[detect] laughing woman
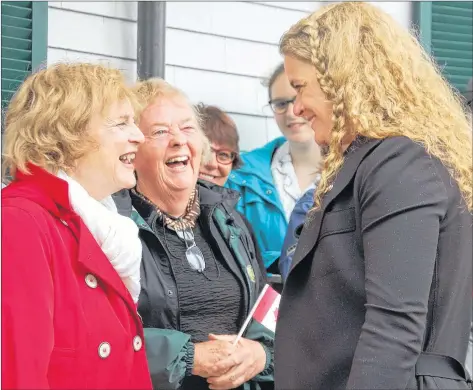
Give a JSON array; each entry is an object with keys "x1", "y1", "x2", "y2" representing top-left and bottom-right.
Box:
[
  {"x1": 113, "y1": 78, "x2": 274, "y2": 390},
  {"x1": 2, "y1": 63, "x2": 151, "y2": 389}
]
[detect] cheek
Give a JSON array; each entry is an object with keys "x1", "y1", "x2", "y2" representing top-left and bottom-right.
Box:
[
  {"x1": 274, "y1": 113, "x2": 286, "y2": 127},
  {"x1": 322, "y1": 104, "x2": 334, "y2": 128},
  {"x1": 135, "y1": 144, "x2": 163, "y2": 171},
  {"x1": 189, "y1": 137, "x2": 204, "y2": 163},
  {"x1": 218, "y1": 164, "x2": 232, "y2": 178}
]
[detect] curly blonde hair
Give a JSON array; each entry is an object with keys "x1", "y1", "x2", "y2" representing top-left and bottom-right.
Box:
[
  {"x1": 2, "y1": 62, "x2": 136, "y2": 180},
  {"x1": 280, "y1": 2, "x2": 473, "y2": 210},
  {"x1": 132, "y1": 78, "x2": 211, "y2": 164}
]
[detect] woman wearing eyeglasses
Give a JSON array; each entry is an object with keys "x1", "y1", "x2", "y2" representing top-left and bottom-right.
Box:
[
  {"x1": 195, "y1": 103, "x2": 243, "y2": 186},
  {"x1": 113, "y1": 79, "x2": 274, "y2": 390},
  {"x1": 196, "y1": 102, "x2": 267, "y2": 285},
  {"x1": 226, "y1": 63, "x2": 322, "y2": 276}
]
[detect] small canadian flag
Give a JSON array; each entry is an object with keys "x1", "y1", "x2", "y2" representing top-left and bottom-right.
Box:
[
  {"x1": 233, "y1": 284, "x2": 281, "y2": 345},
  {"x1": 252, "y1": 284, "x2": 281, "y2": 333}
]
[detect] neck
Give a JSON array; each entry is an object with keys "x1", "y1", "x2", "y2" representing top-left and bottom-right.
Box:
[
  {"x1": 67, "y1": 170, "x2": 108, "y2": 201},
  {"x1": 136, "y1": 180, "x2": 192, "y2": 218},
  {"x1": 288, "y1": 140, "x2": 321, "y2": 171}
]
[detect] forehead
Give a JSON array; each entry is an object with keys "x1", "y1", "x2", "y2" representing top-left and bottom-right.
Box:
[
  {"x1": 271, "y1": 72, "x2": 294, "y2": 98},
  {"x1": 210, "y1": 142, "x2": 233, "y2": 150},
  {"x1": 283, "y1": 55, "x2": 313, "y2": 79},
  {"x1": 105, "y1": 98, "x2": 134, "y2": 118},
  {"x1": 141, "y1": 96, "x2": 195, "y2": 126}
]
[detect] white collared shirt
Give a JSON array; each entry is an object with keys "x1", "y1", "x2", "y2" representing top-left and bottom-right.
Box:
[{"x1": 271, "y1": 142, "x2": 319, "y2": 221}]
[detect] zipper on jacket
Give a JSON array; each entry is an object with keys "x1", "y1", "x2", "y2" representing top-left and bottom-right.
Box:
[
  {"x1": 208, "y1": 204, "x2": 252, "y2": 325},
  {"x1": 142, "y1": 218, "x2": 182, "y2": 331}
]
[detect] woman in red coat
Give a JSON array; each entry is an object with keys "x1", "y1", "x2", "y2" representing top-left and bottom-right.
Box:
[{"x1": 1, "y1": 63, "x2": 152, "y2": 389}]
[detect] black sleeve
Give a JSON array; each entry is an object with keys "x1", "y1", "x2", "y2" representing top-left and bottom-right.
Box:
[
  {"x1": 346, "y1": 137, "x2": 449, "y2": 389},
  {"x1": 239, "y1": 212, "x2": 267, "y2": 287}
]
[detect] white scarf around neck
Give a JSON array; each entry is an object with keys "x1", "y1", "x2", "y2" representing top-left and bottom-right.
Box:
[{"x1": 57, "y1": 171, "x2": 142, "y2": 303}]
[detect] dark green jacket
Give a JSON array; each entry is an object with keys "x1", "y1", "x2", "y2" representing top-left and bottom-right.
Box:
[{"x1": 113, "y1": 181, "x2": 274, "y2": 390}]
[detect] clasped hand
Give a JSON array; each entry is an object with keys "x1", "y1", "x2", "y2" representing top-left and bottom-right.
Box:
[{"x1": 192, "y1": 333, "x2": 266, "y2": 390}]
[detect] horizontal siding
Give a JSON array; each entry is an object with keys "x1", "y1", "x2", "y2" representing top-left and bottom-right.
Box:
[
  {"x1": 254, "y1": 2, "x2": 323, "y2": 12},
  {"x1": 47, "y1": 1, "x2": 316, "y2": 150},
  {"x1": 46, "y1": 1, "x2": 412, "y2": 150},
  {"x1": 229, "y1": 113, "x2": 281, "y2": 152},
  {"x1": 166, "y1": 28, "x2": 281, "y2": 79},
  {"x1": 51, "y1": 1, "x2": 137, "y2": 20},
  {"x1": 48, "y1": 6, "x2": 135, "y2": 60},
  {"x1": 166, "y1": 2, "x2": 308, "y2": 45},
  {"x1": 167, "y1": 65, "x2": 269, "y2": 116},
  {"x1": 47, "y1": 47, "x2": 137, "y2": 81}
]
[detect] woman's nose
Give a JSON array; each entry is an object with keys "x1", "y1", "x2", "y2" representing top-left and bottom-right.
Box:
[
  {"x1": 292, "y1": 97, "x2": 304, "y2": 117},
  {"x1": 285, "y1": 101, "x2": 297, "y2": 119},
  {"x1": 130, "y1": 124, "x2": 145, "y2": 144},
  {"x1": 205, "y1": 152, "x2": 218, "y2": 168},
  {"x1": 170, "y1": 127, "x2": 187, "y2": 146}
]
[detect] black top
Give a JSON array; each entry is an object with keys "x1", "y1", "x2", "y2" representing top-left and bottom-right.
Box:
[
  {"x1": 135, "y1": 196, "x2": 244, "y2": 390},
  {"x1": 153, "y1": 219, "x2": 244, "y2": 344},
  {"x1": 275, "y1": 137, "x2": 472, "y2": 390},
  {"x1": 113, "y1": 183, "x2": 271, "y2": 390}
]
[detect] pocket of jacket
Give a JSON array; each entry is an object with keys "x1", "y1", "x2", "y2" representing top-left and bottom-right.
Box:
[
  {"x1": 319, "y1": 208, "x2": 356, "y2": 240},
  {"x1": 48, "y1": 348, "x2": 84, "y2": 388},
  {"x1": 313, "y1": 208, "x2": 358, "y2": 279}
]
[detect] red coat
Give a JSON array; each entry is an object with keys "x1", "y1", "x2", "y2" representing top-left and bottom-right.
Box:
[{"x1": 1, "y1": 165, "x2": 153, "y2": 389}]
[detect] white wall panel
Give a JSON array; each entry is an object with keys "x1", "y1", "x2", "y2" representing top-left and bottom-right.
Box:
[
  {"x1": 47, "y1": 1, "x2": 413, "y2": 150},
  {"x1": 48, "y1": 48, "x2": 137, "y2": 82},
  {"x1": 166, "y1": 2, "x2": 308, "y2": 45},
  {"x1": 48, "y1": 7, "x2": 136, "y2": 60},
  {"x1": 49, "y1": 2, "x2": 137, "y2": 20}
]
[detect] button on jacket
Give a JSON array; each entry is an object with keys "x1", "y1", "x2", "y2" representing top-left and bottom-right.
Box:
[{"x1": 1, "y1": 165, "x2": 152, "y2": 390}]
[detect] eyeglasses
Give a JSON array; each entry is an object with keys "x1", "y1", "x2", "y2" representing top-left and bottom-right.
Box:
[
  {"x1": 210, "y1": 147, "x2": 236, "y2": 165},
  {"x1": 269, "y1": 96, "x2": 296, "y2": 114},
  {"x1": 176, "y1": 227, "x2": 206, "y2": 272}
]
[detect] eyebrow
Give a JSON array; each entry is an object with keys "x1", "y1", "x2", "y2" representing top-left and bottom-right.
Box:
[
  {"x1": 108, "y1": 114, "x2": 133, "y2": 123},
  {"x1": 180, "y1": 117, "x2": 195, "y2": 125},
  {"x1": 150, "y1": 118, "x2": 195, "y2": 127},
  {"x1": 150, "y1": 122, "x2": 170, "y2": 127}
]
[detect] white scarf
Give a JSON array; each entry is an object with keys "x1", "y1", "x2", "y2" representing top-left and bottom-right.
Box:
[{"x1": 57, "y1": 171, "x2": 142, "y2": 303}]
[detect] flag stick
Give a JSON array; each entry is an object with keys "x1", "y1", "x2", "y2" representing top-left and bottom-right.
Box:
[{"x1": 232, "y1": 284, "x2": 270, "y2": 346}]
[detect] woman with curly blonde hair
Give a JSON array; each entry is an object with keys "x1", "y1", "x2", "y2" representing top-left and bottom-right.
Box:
[
  {"x1": 2, "y1": 63, "x2": 152, "y2": 389},
  {"x1": 274, "y1": 3, "x2": 472, "y2": 390}
]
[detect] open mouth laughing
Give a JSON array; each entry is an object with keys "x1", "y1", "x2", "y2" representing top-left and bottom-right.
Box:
[
  {"x1": 199, "y1": 172, "x2": 216, "y2": 181},
  {"x1": 119, "y1": 152, "x2": 136, "y2": 167},
  {"x1": 165, "y1": 155, "x2": 190, "y2": 171}
]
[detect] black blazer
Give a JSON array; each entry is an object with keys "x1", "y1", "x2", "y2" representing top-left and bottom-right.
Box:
[{"x1": 274, "y1": 137, "x2": 472, "y2": 390}]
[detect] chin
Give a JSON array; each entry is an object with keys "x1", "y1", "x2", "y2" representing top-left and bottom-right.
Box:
[
  {"x1": 213, "y1": 177, "x2": 226, "y2": 186},
  {"x1": 285, "y1": 130, "x2": 313, "y2": 143},
  {"x1": 169, "y1": 179, "x2": 197, "y2": 192},
  {"x1": 314, "y1": 135, "x2": 328, "y2": 148},
  {"x1": 118, "y1": 175, "x2": 137, "y2": 190}
]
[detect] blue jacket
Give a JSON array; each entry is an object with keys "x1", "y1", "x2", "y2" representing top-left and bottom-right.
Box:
[
  {"x1": 279, "y1": 187, "x2": 315, "y2": 281},
  {"x1": 226, "y1": 137, "x2": 287, "y2": 269}
]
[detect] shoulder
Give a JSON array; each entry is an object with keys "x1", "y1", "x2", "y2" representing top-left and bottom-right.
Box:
[
  {"x1": 355, "y1": 136, "x2": 448, "y2": 215},
  {"x1": 228, "y1": 137, "x2": 286, "y2": 181},
  {"x1": 3, "y1": 190, "x2": 52, "y2": 227},
  {"x1": 357, "y1": 136, "x2": 444, "y2": 184},
  {"x1": 361, "y1": 136, "x2": 429, "y2": 167}
]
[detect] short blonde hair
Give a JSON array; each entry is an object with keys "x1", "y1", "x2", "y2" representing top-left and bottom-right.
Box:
[
  {"x1": 280, "y1": 2, "x2": 472, "y2": 210},
  {"x1": 2, "y1": 62, "x2": 136, "y2": 179},
  {"x1": 132, "y1": 78, "x2": 211, "y2": 163}
]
